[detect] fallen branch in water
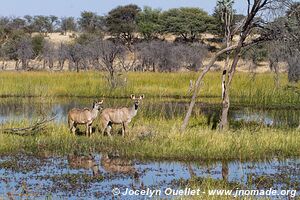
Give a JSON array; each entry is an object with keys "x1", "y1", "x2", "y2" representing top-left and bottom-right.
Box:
[{"x1": 1, "y1": 116, "x2": 56, "y2": 136}]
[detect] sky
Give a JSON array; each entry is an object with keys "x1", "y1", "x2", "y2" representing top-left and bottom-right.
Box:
[{"x1": 0, "y1": 0, "x2": 248, "y2": 18}]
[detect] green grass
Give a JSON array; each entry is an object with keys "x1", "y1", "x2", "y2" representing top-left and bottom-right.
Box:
[
  {"x1": 0, "y1": 71, "x2": 299, "y2": 160},
  {"x1": 0, "y1": 119, "x2": 299, "y2": 161},
  {"x1": 0, "y1": 71, "x2": 299, "y2": 106}
]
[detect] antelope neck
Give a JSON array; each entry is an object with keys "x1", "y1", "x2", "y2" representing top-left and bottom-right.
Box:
[
  {"x1": 91, "y1": 108, "x2": 99, "y2": 118},
  {"x1": 134, "y1": 103, "x2": 138, "y2": 110}
]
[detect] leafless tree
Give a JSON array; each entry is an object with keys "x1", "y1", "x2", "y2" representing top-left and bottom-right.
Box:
[
  {"x1": 42, "y1": 41, "x2": 57, "y2": 70},
  {"x1": 117, "y1": 49, "x2": 138, "y2": 72},
  {"x1": 218, "y1": 0, "x2": 288, "y2": 130},
  {"x1": 181, "y1": 0, "x2": 287, "y2": 132},
  {"x1": 85, "y1": 38, "x2": 107, "y2": 70},
  {"x1": 66, "y1": 43, "x2": 85, "y2": 72},
  {"x1": 16, "y1": 36, "x2": 34, "y2": 70},
  {"x1": 138, "y1": 41, "x2": 177, "y2": 72},
  {"x1": 268, "y1": 41, "x2": 282, "y2": 87},
  {"x1": 172, "y1": 43, "x2": 208, "y2": 71},
  {"x1": 57, "y1": 43, "x2": 69, "y2": 70},
  {"x1": 136, "y1": 41, "x2": 208, "y2": 72},
  {"x1": 216, "y1": 0, "x2": 235, "y2": 71},
  {"x1": 96, "y1": 40, "x2": 125, "y2": 88},
  {"x1": 0, "y1": 47, "x2": 6, "y2": 70}
]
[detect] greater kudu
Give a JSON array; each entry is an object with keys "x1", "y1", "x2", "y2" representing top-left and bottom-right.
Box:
[
  {"x1": 68, "y1": 100, "x2": 103, "y2": 137},
  {"x1": 99, "y1": 95, "x2": 144, "y2": 137}
]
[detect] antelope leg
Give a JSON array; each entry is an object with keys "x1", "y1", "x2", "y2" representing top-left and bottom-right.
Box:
[
  {"x1": 106, "y1": 123, "x2": 112, "y2": 138},
  {"x1": 86, "y1": 123, "x2": 89, "y2": 137},
  {"x1": 89, "y1": 125, "x2": 92, "y2": 137},
  {"x1": 122, "y1": 123, "x2": 125, "y2": 137},
  {"x1": 71, "y1": 123, "x2": 77, "y2": 135}
]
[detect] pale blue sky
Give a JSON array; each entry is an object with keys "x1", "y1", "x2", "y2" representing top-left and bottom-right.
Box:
[{"x1": 0, "y1": 0, "x2": 248, "y2": 17}]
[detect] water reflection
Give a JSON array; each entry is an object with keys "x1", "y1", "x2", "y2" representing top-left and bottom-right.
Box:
[
  {"x1": 67, "y1": 153, "x2": 100, "y2": 176},
  {"x1": 0, "y1": 154, "x2": 298, "y2": 199},
  {"x1": 0, "y1": 97, "x2": 299, "y2": 128},
  {"x1": 101, "y1": 153, "x2": 137, "y2": 176}
]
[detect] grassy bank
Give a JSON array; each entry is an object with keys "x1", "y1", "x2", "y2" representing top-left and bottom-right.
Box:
[
  {"x1": 0, "y1": 71, "x2": 299, "y2": 106},
  {"x1": 0, "y1": 119, "x2": 299, "y2": 161}
]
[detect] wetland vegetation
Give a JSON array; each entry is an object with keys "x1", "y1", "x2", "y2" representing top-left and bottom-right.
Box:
[
  {"x1": 0, "y1": 72, "x2": 299, "y2": 160},
  {"x1": 0, "y1": 71, "x2": 299, "y2": 200},
  {"x1": 0, "y1": 71, "x2": 299, "y2": 106},
  {"x1": 0, "y1": 0, "x2": 300, "y2": 198}
]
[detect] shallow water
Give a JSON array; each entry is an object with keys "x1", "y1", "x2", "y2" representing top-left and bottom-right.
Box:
[
  {"x1": 0, "y1": 154, "x2": 298, "y2": 199},
  {"x1": 0, "y1": 97, "x2": 299, "y2": 128},
  {"x1": 0, "y1": 97, "x2": 299, "y2": 199}
]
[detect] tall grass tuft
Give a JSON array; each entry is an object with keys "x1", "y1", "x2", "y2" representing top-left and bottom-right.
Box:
[{"x1": 0, "y1": 71, "x2": 299, "y2": 106}]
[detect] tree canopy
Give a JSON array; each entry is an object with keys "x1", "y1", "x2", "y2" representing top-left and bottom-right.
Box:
[
  {"x1": 106, "y1": 4, "x2": 141, "y2": 44},
  {"x1": 136, "y1": 7, "x2": 161, "y2": 40},
  {"x1": 160, "y1": 7, "x2": 215, "y2": 41}
]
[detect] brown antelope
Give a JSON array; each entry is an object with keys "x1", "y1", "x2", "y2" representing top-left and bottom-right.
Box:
[
  {"x1": 99, "y1": 94, "x2": 144, "y2": 137},
  {"x1": 68, "y1": 100, "x2": 103, "y2": 137}
]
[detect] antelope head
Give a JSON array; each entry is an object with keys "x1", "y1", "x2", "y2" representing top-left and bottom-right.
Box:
[
  {"x1": 130, "y1": 94, "x2": 144, "y2": 107},
  {"x1": 93, "y1": 100, "x2": 104, "y2": 111}
]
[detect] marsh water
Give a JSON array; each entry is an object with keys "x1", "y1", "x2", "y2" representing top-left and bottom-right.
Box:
[
  {"x1": 0, "y1": 154, "x2": 299, "y2": 199},
  {"x1": 0, "y1": 97, "x2": 299, "y2": 199},
  {"x1": 0, "y1": 97, "x2": 299, "y2": 127}
]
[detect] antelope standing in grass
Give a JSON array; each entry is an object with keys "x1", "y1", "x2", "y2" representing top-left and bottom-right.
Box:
[
  {"x1": 68, "y1": 100, "x2": 103, "y2": 137},
  {"x1": 99, "y1": 94, "x2": 144, "y2": 137}
]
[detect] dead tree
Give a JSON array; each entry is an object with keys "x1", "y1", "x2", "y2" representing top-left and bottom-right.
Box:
[
  {"x1": 181, "y1": 44, "x2": 240, "y2": 132},
  {"x1": 16, "y1": 37, "x2": 33, "y2": 70},
  {"x1": 217, "y1": 0, "x2": 235, "y2": 71},
  {"x1": 57, "y1": 43, "x2": 68, "y2": 70},
  {"x1": 42, "y1": 41, "x2": 56, "y2": 70},
  {"x1": 219, "y1": 0, "x2": 283, "y2": 130},
  {"x1": 181, "y1": 0, "x2": 284, "y2": 132},
  {"x1": 97, "y1": 40, "x2": 125, "y2": 88}
]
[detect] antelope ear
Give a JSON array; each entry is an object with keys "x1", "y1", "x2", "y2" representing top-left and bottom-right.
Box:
[
  {"x1": 140, "y1": 94, "x2": 144, "y2": 99},
  {"x1": 130, "y1": 94, "x2": 135, "y2": 99},
  {"x1": 99, "y1": 100, "x2": 103, "y2": 104}
]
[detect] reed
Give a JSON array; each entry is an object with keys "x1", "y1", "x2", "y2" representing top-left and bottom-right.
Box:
[{"x1": 0, "y1": 71, "x2": 299, "y2": 106}]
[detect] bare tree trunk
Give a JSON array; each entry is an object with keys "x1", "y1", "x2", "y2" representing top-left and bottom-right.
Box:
[
  {"x1": 219, "y1": 38, "x2": 244, "y2": 129},
  {"x1": 270, "y1": 58, "x2": 280, "y2": 88},
  {"x1": 218, "y1": 0, "x2": 269, "y2": 130},
  {"x1": 223, "y1": 8, "x2": 232, "y2": 72},
  {"x1": 68, "y1": 61, "x2": 73, "y2": 71},
  {"x1": 0, "y1": 59, "x2": 4, "y2": 70},
  {"x1": 43, "y1": 59, "x2": 46, "y2": 69},
  {"x1": 218, "y1": 3, "x2": 233, "y2": 130},
  {"x1": 49, "y1": 60, "x2": 54, "y2": 70},
  {"x1": 15, "y1": 60, "x2": 19, "y2": 70},
  {"x1": 180, "y1": 44, "x2": 239, "y2": 132},
  {"x1": 59, "y1": 60, "x2": 65, "y2": 71},
  {"x1": 109, "y1": 70, "x2": 116, "y2": 88},
  {"x1": 181, "y1": 0, "x2": 270, "y2": 132},
  {"x1": 76, "y1": 61, "x2": 79, "y2": 73},
  {"x1": 220, "y1": 89, "x2": 230, "y2": 130},
  {"x1": 21, "y1": 59, "x2": 27, "y2": 70}
]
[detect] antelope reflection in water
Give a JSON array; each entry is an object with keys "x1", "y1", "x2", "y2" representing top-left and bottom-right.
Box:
[
  {"x1": 67, "y1": 154, "x2": 100, "y2": 176},
  {"x1": 187, "y1": 161, "x2": 229, "y2": 182},
  {"x1": 100, "y1": 153, "x2": 138, "y2": 178}
]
